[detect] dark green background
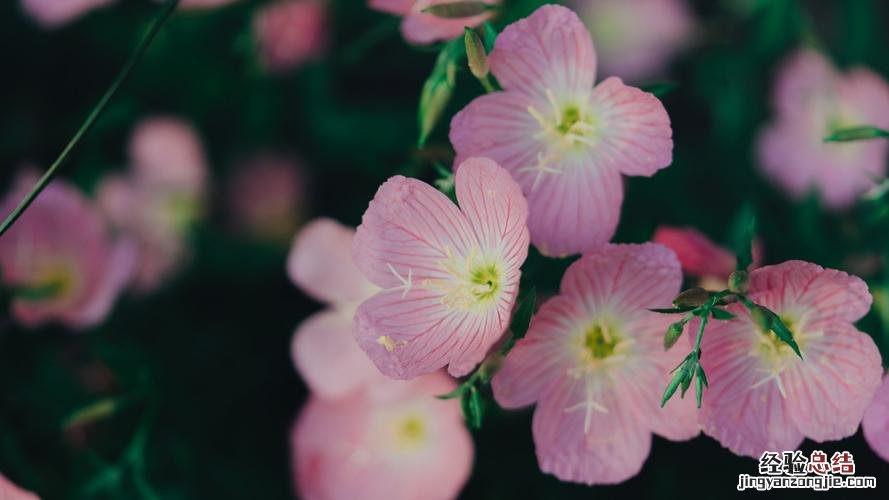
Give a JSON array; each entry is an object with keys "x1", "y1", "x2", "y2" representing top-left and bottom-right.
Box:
[{"x1": 1, "y1": 0, "x2": 888, "y2": 498}]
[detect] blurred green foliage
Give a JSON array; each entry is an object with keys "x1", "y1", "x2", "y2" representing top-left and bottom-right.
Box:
[{"x1": 2, "y1": 0, "x2": 889, "y2": 499}]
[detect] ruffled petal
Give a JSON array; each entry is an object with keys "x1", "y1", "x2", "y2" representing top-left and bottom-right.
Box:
[
  {"x1": 353, "y1": 176, "x2": 477, "y2": 289},
  {"x1": 749, "y1": 261, "x2": 872, "y2": 324},
  {"x1": 488, "y1": 4, "x2": 596, "y2": 99},
  {"x1": 587, "y1": 77, "x2": 673, "y2": 177},
  {"x1": 782, "y1": 321, "x2": 882, "y2": 442}
]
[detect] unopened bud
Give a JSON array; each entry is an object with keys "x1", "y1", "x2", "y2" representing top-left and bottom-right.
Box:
[
  {"x1": 673, "y1": 287, "x2": 710, "y2": 307},
  {"x1": 728, "y1": 270, "x2": 749, "y2": 293},
  {"x1": 663, "y1": 322, "x2": 685, "y2": 350},
  {"x1": 423, "y1": 1, "x2": 490, "y2": 18},
  {"x1": 464, "y1": 28, "x2": 489, "y2": 80}
]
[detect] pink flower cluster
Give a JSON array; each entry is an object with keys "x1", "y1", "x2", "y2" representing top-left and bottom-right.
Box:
[
  {"x1": 758, "y1": 49, "x2": 889, "y2": 209},
  {"x1": 98, "y1": 117, "x2": 208, "y2": 293},
  {"x1": 287, "y1": 218, "x2": 473, "y2": 499}
]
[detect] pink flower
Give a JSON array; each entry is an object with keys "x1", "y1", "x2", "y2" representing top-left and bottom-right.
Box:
[
  {"x1": 368, "y1": 0, "x2": 499, "y2": 45},
  {"x1": 0, "y1": 473, "x2": 38, "y2": 500},
  {"x1": 863, "y1": 374, "x2": 889, "y2": 462},
  {"x1": 97, "y1": 117, "x2": 207, "y2": 293},
  {"x1": 353, "y1": 157, "x2": 529, "y2": 379},
  {"x1": 253, "y1": 0, "x2": 328, "y2": 73},
  {"x1": 568, "y1": 0, "x2": 695, "y2": 81},
  {"x1": 0, "y1": 176, "x2": 134, "y2": 329},
  {"x1": 652, "y1": 225, "x2": 763, "y2": 288},
  {"x1": 21, "y1": 0, "x2": 114, "y2": 28},
  {"x1": 757, "y1": 49, "x2": 889, "y2": 210},
  {"x1": 492, "y1": 243, "x2": 699, "y2": 485},
  {"x1": 291, "y1": 372, "x2": 473, "y2": 500},
  {"x1": 288, "y1": 218, "x2": 382, "y2": 399},
  {"x1": 697, "y1": 261, "x2": 882, "y2": 457},
  {"x1": 450, "y1": 5, "x2": 673, "y2": 256},
  {"x1": 228, "y1": 154, "x2": 307, "y2": 244}
]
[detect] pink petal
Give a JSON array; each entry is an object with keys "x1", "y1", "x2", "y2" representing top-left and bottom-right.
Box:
[
  {"x1": 454, "y1": 157, "x2": 529, "y2": 282},
  {"x1": 492, "y1": 295, "x2": 587, "y2": 409},
  {"x1": 352, "y1": 176, "x2": 476, "y2": 290},
  {"x1": 781, "y1": 321, "x2": 882, "y2": 442},
  {"x1": 60, "y1": 238, "x2": 136, "y2": 328},
  {"x1": 253, "y1": 0, "x2": 328, "y2": 73},
  {"x1": 532, "y1": 375, "x2": 652, "y2": 485},
  {"x1": 652, "y1": 226, "x2": 736, "y2": 279},
  {"x1": 0, "y1": 473, "x2": 38, "y2": 500},
  {"x1": 525, "y1": 155, "x2": 624, "y2": 256},
  {"x1": 698, "y1": 316, "x2": 804, "y2": 458},
  {"x1": 771, "y1": 49, "x2": 838, "y2": 119},
  {"x1": 367, "y1": 0, "x2": 413, "y2": 16},
  {"x1": 748, "y1": 260, "x2": 872, "y2": 324},
  {"x1": 21, "y1": 0, "x2": 114, "y2": 28},
  {"x1": 488, "y1": 4, "x2": 596, "y2": 99},
  {"x1": 353, "y1": 287, "x2": 491, "y2": 379},
  {"x1": 863, "y1": 375, "x2": 889, "y2": 462},
  {"x1": 287, "y1": 218, "x2": 377, "y2": 306},
  {"x1": 292, "y1": 373, "x2": 473, "y2": 500},
  {"x1": 587, "y1": 77, "x2": 673, "y2": 177},
  {"x1": 291, "y1": 309, "x2": 384, "y2": 399}
]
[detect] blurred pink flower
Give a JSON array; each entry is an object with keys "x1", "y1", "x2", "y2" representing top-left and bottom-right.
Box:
[
  {"x1": 0, "y1": 176, "x2": 134, "y2": 329},
  {"x1": 757, "y1": 49, "x2": 889, "y2": 209},
  {"x1": 353, "y1": 157, "x2": 529, "y2": 379},
  {"x1": 450, "y1": 5, "x2": 673, "y2": 256},
  {"x1": 98, "y1": 117, "x2": 207, "y2": 293},
  {"x1": 0, "y1": 473, "x2": 38, "y2": 500},
  {"x1": 652, "y1": 225, "x2": 763, "y2": 288},
  {"x1": 228, "y1": 154, "x2": 307, "y2": 244},
  {"x1": 568, "y1": 0, "x2": 695, "y2": 82},
  {"x1": 292, "y1": 372, "x2": 473, "y2": 500},
  {"x1": 492, "y1": 243, "x2": 699, "y2": 485},
  {"x1": 253, "y1": 0, "x2": 328, "y2": 73},
  {"x1": 369, "y1": 0, "x2": 499, "y2": 45},
  {"x1": 288, "y1": 218, "x2": 382, "y2": 399},
  {"x1": 21, "y1": 0, "x2": 114, "y2": 28},
  {"x1": 698, "y1": 261, "x2": 882, "y2": 458},
  {"x1": 863, "y1": 374, "x2": 889, "y2": 462}
]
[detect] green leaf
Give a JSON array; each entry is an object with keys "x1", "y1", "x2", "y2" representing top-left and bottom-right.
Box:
[
  {"x1": 417, "y1": 38, "x2": 464, "y2": 147},
  {"x1": 482, "y1": 21, "x2": 498, "y2": 52},
  {"x1": 649, "y1": 305, "x2": 697, "y2": 314},
  {"x1": 824, "y1": 125, "x2": 889, "y2": 142},
  {"x1": 710, "y1": 307, "x2": 736, "y2": 320},
  {"x1": 768, "y1": 313, "x2": 803, "y2": 359},
  {"x1": 461, "y1": 386, "x2": 483, "y2": 429},
  {"x1": 732, "y1": 206, "x2": 756, "y2": 271},
  {"x1": 436, "y1": 386, "x2": 464, "y2": 400},
  {"x1": 661, "y1": 367, "x2": 686, "y2": 407},
  {"x1": 695, "y1": 365, "x2": 707, "y2": 408},
  {"x1": 640, "y1": 81, "x2": 678, "y2": 98},
  {"x1": 680, "y1": 366, "x2": 693, "y2": 398},
  {"x1": 510, "y1": 287, "x2": 536, "y2": 340},
  {"x1": 423, "y1": 1, "x2": 492, "y2": 18}
]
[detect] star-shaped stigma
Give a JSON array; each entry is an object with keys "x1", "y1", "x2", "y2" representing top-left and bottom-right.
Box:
[{"x1": 518, "y1": 151, "x2": 562, "y2": 191}]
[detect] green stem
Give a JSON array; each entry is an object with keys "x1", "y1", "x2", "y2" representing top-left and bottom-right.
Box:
[
  {"x1": 0, "y1": 0, "x2": 181, "y2": 237},
  {"x1": 479, "y1": 75, "x2": 496, "y2": 93}
]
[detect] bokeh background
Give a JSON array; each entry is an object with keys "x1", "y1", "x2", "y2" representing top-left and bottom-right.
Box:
[{"x1": 2, "y1": 0, "x2": 889, "y2": 498}]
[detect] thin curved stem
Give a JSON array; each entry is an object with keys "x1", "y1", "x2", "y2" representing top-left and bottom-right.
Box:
[{"x1": 0, "y1": 0, "x2": 182, "y2": 237}]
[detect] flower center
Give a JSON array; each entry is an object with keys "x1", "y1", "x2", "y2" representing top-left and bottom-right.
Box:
[
  {"x1": 434, "y1": 246, "x2": 502, "y2": 310},
  {"x1": 389, "y1": 413, "x2": 428, "y2": 453},
  {"x1": 527, "y1": 89, "x2": 599, "y2": 150},
  {"x1": 19, "y1": 263, "x2": 78, "y2": 302},
  {"x1": 584, "y1": 323, "x2": 618, "y2": 359}
]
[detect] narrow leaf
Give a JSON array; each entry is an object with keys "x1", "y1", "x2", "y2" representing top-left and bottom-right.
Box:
[
  {"x1": 462, "y1": 386, "x2": 483, "y2": 429},
  {"x1": 417, "y1": 38, "x2": 464, "y2": 147},
  {"x1": 824, "y1": 125, "x2": 889, "y2": 142},
  {"x1": 649, "y1": 306, "x2": 697, "y2": 314},
  {"x1": 710, "y1": 307, "x2": 736, "y2": 320},
  {"x1": 768, "y1": 313, "x2": 803, "y2": 359},
  {"x1": 695, "y1": 365, "x2": 706, "y2": 408},
  {"x1": 661, "y1": 367, "x2": 687, "y2": 407},
  {"x1": 436, "y1": 386, "x2": 464, "y2": 400}
]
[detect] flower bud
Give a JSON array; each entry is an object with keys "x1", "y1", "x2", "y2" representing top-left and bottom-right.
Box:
[
  {"x1": 464, "y1": 28, "x2": 489, "y2": 80},
  {"x1": 663, "y1": 321, "x2": 685, "y2": 350},
  {"x1": 423, "y1": 1, "x2": 490, "y2": 18},
  {"x1": 728, "y1": 270, "x2": 749, "y2": 293},
  {"x1": 673, "y1": 287, "x2": 710, "y2": 307}
]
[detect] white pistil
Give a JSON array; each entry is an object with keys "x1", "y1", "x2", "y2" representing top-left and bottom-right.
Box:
[{"x1": 386, "y1": 263, "x2": 413, "y2": 298}]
